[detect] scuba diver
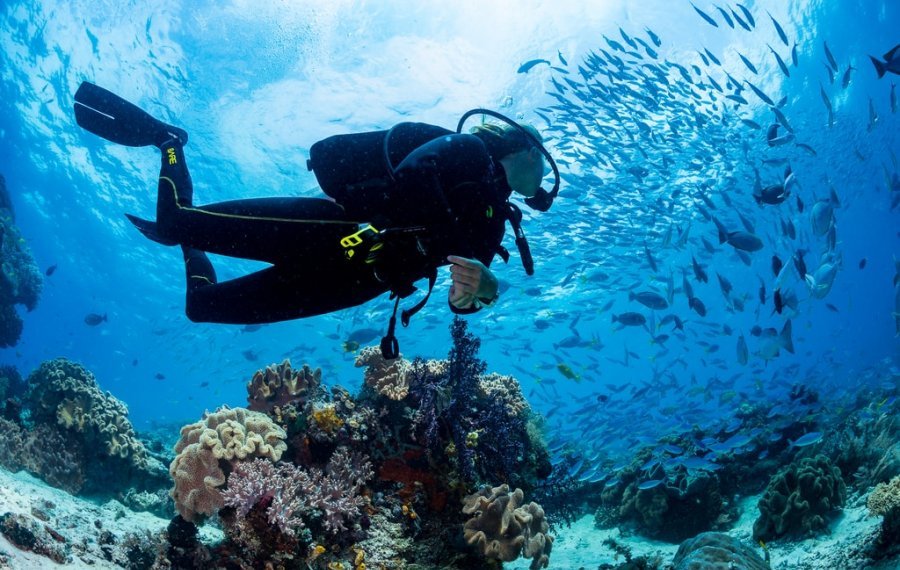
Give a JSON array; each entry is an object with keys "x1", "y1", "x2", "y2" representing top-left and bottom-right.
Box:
[{"x1": 73, "y1": 82, "x2": 560, "y2": 358}]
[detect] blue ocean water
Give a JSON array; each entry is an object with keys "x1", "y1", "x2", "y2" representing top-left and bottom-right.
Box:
[{"x1": 0, "y1": 0, "x2": 897, "y2": 478}]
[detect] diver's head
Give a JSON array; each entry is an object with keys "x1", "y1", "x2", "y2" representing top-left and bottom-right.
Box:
[{"x1": 470, "y1": 122, "x2": 545, "y2": 198}]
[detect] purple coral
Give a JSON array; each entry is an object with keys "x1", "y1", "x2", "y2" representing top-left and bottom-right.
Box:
[{"x1": 222, "y1": 447, "x2": 373, "y2": 537}]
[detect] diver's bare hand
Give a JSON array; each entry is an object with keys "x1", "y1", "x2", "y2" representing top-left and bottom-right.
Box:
[{"x1": 447, "y1": 255, "x2": 497, "y2": 308}]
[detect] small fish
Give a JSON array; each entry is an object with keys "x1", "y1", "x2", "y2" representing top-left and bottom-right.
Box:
[
  {"x1": 868, "y1": 44, "x2": 900, "y2": 78},
  {"x1": 240, "y1": 324, "x2": 263, "y2": 333},
  {"x1": 736, "y1": 3, "x2": 755, "y2": 28},
  {"x1": 704, "y1": 47, "x2": 721, "y2": 66},
  {"x1": 825, "y1": 303, "x2": 840, "y2": 312},
  {"x1": 612, "y1": 312, "x2": 647, "y2": 327},
  {"x1": 790, "y1": 431, "x2": 824, "y2": 448},
  {"x1": 84, "y1": 313, "x2": 107, "y2": 326},
  {"x1": 689, "y1": 296, "x2": 707, "y2": 317},
  {"x1": 199, "y1": 381, "x2": 210, "y2": 388},
  {"x1": 714, "y1": 5, "x2": 734, "y2": 28},
  {"x1": 767, "y1": 10, "x2": 789, "y2": 47},
  {"x1": 859, "y1": 258, "x2": 867, "y2": 269},
  {"x1": 690, "y1": 2, "x2": 719, "y2": 27},
  {"x1": 557, "y1": 363, "x2": 581, "y2": 382},
  {"x1": 131, "y1": 359, "x2": 138, "y2": 366},
  {"x1": 791, "y1": 43, "x2": 799, "y2": 67},
  {"x1": 343, "y1": 340, "x2": 360, "y2": 353},
  {"x1": 841, "y1": 64, "x2": 855, "y2": 89},
  {"x1": 769, "y1": 45, "x2": 790, "y2": 77},
  {"x1": 737, "y1": 334, "x2": 749, "y2": 365},
  {"x1": 824, "y1": 41, "x2": 839, "y2": 72},
  {"x1": 691, "y1": 256, "x2": 708, "y2": 283},
  {"x1": 891, "y1": 82, "x2": 897, "y2": 113},
  {"x1": 241, "y1": 349, "x2": 259, "y2": 362},
  {"x1": 745, "y1": 80, "x2": 775, "y2": 106},
  {"x1": 771, "y1": 107, "x2": 794, "y2": 133},
  {"x1": 557, "y1": 50, "x2": 568, "y2": 66},
  {"x1": 155, "y1": 373, "x2": 166, "y2": 381},
  {"x1": 772, "y1": 255, "x2": 784, "y2": 277},
  {"x1": 645, "y1": 27, "x2": 662, "y2": 48},
  {"x1": 819, "y1": 83, "x2": 833, "y2": 112},
  {"x1": 738, "y1": 52, "x2": 758, "y2": 74},
  {"x1": 638, "y1": 479, "x2": 664, "y2": 490},
  {"x1": 45, "y1": 264, "x2": 58, "y2": 276},
  {"x1": 629, "y1": 290, "x2": 669, "y2": 310},
  {"x1": 741, "y1": 118, "x2": 762, "y2": 130},
  {"x1": 524, "y1": 287, "x2": 542, "y2": 297},
  {"x1": 517, "y1": 59, "x2": 551, "y2": 74},
  {"x1": 725, "y1": 231, "x2": 763, "y2": 252},
  {"x1": 867, "y1": 97, "x2": 879, "y2": 132},
  {"x1": 730, "y1": 7, "x2": 751, "y2": 31},
  {"x1": 347, "y1": 327, "x2": 381, "y2": 344}
]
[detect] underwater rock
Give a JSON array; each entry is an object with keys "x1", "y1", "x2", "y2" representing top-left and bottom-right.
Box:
[
  {"x1": 672, "y1": 532, "x2": 769, "y2": 570},
  {"x1": 0, "y1": 512, "x2": 70, "y2": 565},
  {"x1": 753, "y1": 453, "x2": 846, "y2": 542}
]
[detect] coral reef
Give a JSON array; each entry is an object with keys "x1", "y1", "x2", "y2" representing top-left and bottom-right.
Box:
[
  {"x1": 672, "y1": 532, "x2": 769, "y2": 570},
  {"x1": 247, "y1": 359, "x2": 323, "y2": 416},
  {"x1": 356, "y1": 345, "x2": 412, "y2": 401},
  {"x1": 169, "y1": 405, "x2": 287, "y2": 522},
  {"x1": 21, "y1": 358, "x2": 166, "y2": 494},
  {"x1": 868, "y1": 476, "x2": 900, "y2": 547},
  {"x1": 753, "y1": 454, "x2": 846, "y2": 542},
  {"x1": 0, "y1": 173, "x2": 42, "y2": 348},
  {"x1": 222, "y1": 447, "x2": 373, "y2": 537},
  {"x1": 461, "y1": 483, "x2": 553, "y2": 570},
  {"x1": 154, "y1": 317, "x2": 554, "y2": 569},
  {"x1": 595, "y1": 454, "x2": 726, "y2": 542}
]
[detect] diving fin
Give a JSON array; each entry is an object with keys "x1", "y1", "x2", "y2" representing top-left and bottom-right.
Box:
[
  {"x1": 125, "y1": 213, "x2": 179, "y2": 246},
  {"x1": 74, "y1": 82, "x2": 188, "y2": 147}
]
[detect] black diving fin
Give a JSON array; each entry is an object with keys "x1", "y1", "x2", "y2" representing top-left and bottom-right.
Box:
[
  {"x1": 74, "y1": 82, "x2": 187, "y2": 147},
  {"x1": 125, "y1": 213, "x2": 179, "y2": 246}
]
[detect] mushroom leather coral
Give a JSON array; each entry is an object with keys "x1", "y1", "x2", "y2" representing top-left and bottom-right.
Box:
[
  {"x1": 461, "y1": 484, "x2": 552, "y2": 570},
  {"x1": 170, "y1": 406, "x2": 287, "y2": 521}
]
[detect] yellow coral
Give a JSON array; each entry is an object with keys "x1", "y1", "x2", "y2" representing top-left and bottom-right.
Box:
[
  {"x1": 868, "y1": 476, "x2": 900, "y2": 516},
  {"x1": 311, "y1": 404, "x2": 344, "y2": 434}
]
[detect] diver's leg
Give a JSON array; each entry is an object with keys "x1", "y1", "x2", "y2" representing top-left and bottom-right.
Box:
[
  {"x1": 181, "y1": 257, "x2": 387, "y2": 324},
  {"x1": 153, "y1": 145, "x2": 357, "y2": 264}
]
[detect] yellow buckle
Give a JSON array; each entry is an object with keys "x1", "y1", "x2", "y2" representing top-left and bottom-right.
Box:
[{"x1": 341, "y1": 225, "x2": 379, "y2": 248}]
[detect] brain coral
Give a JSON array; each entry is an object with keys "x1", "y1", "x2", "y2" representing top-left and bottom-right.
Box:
[
  {"x1": 672, "y1": 532, "x2": 769, "y2": 570},
  {"x1": 753, "y1": 454, "x2": 846, "y2": 542},
  {"x1": 462, "y1": 484, "x2": 553, "y2": 570},
  {"x1": 170, "y1": 406, "x2": 287, "y2": 522}
]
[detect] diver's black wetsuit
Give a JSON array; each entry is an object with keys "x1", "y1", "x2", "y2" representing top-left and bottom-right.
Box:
[{"x1": 154, "y1": 123, "x2": 511, "y2": 324}]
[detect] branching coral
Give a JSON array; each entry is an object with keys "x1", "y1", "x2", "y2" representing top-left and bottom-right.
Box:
[
  {"x1": 753, "y1": 454, "x2": 846, "y2": 541},
  {"x1": 222, "y1": 447, "x2": 373, "y2": 536},
  {"x1": 170, "y1": 406, "x2": 287, "y2": 522},
  {"x1": 247, "y1": 359, "x2": 322, "y2": 415},
  {"x1": 462, "y1": 484, "x2": 553, "y2": 570},
  {"x1": 356, "y1": 346, "x2": 412, "y2": 401}
]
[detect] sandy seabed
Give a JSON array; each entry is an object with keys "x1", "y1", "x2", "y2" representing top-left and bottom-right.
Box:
[{"x1": 0, "y1": 466, "x2": 897, "y2": 569}]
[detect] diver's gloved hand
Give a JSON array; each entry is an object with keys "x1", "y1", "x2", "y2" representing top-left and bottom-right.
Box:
[{"x1": 448, "y1": 255, "x2": 498, "y2": 309}]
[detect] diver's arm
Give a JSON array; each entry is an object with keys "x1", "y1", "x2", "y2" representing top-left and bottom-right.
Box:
[{"x1": 448, "y1": 255, "x2": 499, "y2": 313}]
